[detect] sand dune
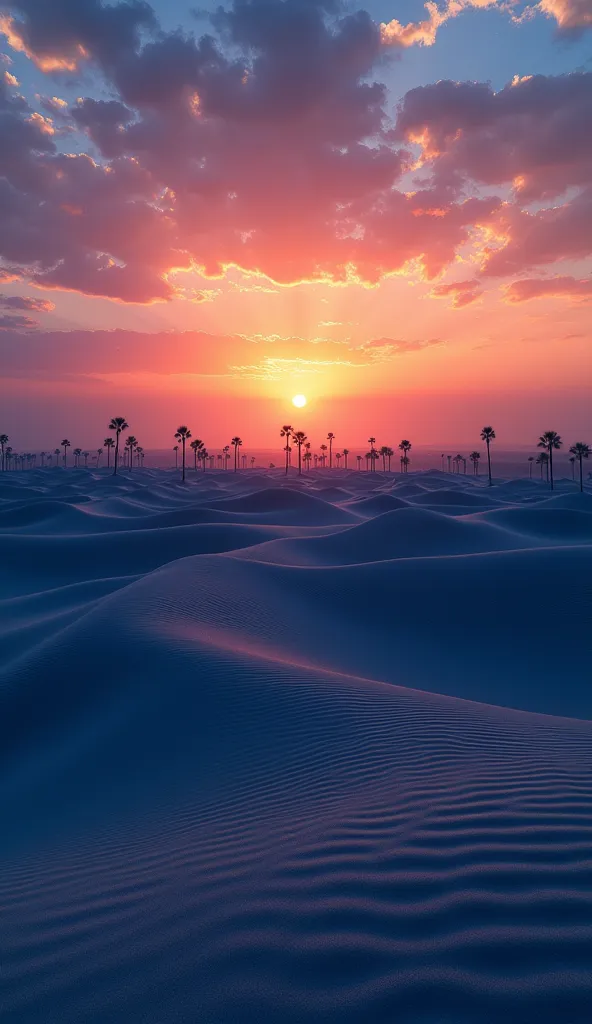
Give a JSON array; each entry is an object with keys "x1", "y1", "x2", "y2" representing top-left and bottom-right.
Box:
[{"x1": 1, "y1": 467, "x2": 591, "y2": 1023}]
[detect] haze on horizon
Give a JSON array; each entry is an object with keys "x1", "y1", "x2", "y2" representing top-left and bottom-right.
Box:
[{"x1": 0, "y1": 0, "x2": 590, "y2": 448}]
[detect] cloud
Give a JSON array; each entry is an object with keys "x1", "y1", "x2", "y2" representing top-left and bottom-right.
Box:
[
  {"x1": 396, "y1": 72, "x2": 592, "y2": 200},
  {"x1": 0, "y1": 312, "x2": 37, "y2": 329},
  {"x1": 481, "y1": 189, "x2": 592, "y2": 276},
  {"x1": 431, "y1": 279, "x2": 482, "y2": 306},
  {"x1": 504, "y1": 275, "x2": 592, "y2": 301},
  {"x1": 0, "y1": 0, "x2": 590, "y2": 304},
  {"x1": 0, "y1": 293, "x2": 55, "y2": 310},
  {"x1": 380, "y1": 0, "x2": 592, "y2": 50},
  {"x1": 359, "y1": 336, "x2": 444, "y2": 354}
]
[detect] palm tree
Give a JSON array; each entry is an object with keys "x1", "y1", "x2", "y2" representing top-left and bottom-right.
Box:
[
  {"x1": 223, "y1": 445, "x2": 230, "y2": 469},
  {"x1": 175, "y1": 426, "x2": 192, "y2": 481},
  {"x1": 173, "y1": 445, "x2": 179, "y2": 469},
  {"x1": 101, "y1": 438, "x2": 113, "y2": 468},
  {"x1": 441, "y1": 453, "x2": 445, "y2": 471},
  {"x1": 537, "y1": 430, "x2": 562, "y2": 490},
  {"x1": 379, "y1": 445, "x2": 389, "y2": 472},
  {"x1": 469, "y1": 451, "x2": 480, "y2": 476},
  {"x1": 0, "y1": 434, "x2": 8, "y2": 471},
  {"x1": 39, "y1": 451, "x2": 46, "y2": 468},
  {"x1": 303, "y1": 450, "x2": 311, "y2": 470},
  {"x1": 569, "y1": 456, "x2": 575, "y2": 481},
  {"x1": 569, "y1": 442, "x2": 590, "y2": 493},
  {"x1": 199, "y1": 448, "x2": 209, "y2": 472},
  {"x1": 336, "y1": 452, "x2": 342, "y2": 468},
  {"x1": 480, "y1": 426, "x2": 495, "y2": 486},
  {"x1": 190, "y1": 438, "x2": 204, "y2": 470},
  {"x1": 251, "y1": 456, "x2": 256, "y2": 468},
  {"x1": 125, "y1": 436, "x2": 137, "y2": 472},
  {"x1": 386, "y1": 447, "x2": 394, "y2": 471},
  {"x1": 231, "y1": 436, "x2": 242, "y2": 472},
  {"x1": 357, "y1": 455, "x2": 362, "y2": 470},
  {"x1": 319, "y1": 443, "x2": 328, "y2": 467},
  {"x1": 367, "y1": 437, "x2": 376, "y2": 471},
  {"x1": 108, "y1": 417, "x2": 129, "y2": 476},
  {"x1": 342, "y1": 448, "x2": 349, "y2": 470},
  {"x1": 82, "y1": 451, "x2": 90, "y2": 468},
  {"x1": 399, "y1": 440, "x2": 412, "y2": 473},
  {"x1": 536, "y1": 451, "x2": 549, "y2": 481},
  {"x1": 526, "y1": 455, "x2": 534, "y2": 479},
  {"x1": 61, "y1": 439, "x2": 71, "y2": 467},
  {"x1": 280, "y1": 425, "x2": 293, "y2": 475},
  {"x1": 327, "y1": 432, "x2": 335, "y2": 468},
  {"x1": 73, "y1": 448, "x2": 82, "y2": 468},
  {"x1": 54, "y1": 448, "x2": 60, "y2": 467},
  {"x1": 292, "y1": 431, "x2": 307, "y2": 475},
  {"x1": 96, "y1": 448, "x2": 103, "y2": 467}
]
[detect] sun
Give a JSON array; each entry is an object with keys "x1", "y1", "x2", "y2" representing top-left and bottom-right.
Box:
[{"x1": 292, "y1": 394, "x2": 307, "y2": 408}]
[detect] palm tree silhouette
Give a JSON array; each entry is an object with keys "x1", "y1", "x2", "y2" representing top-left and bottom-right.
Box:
[
  {"x1": 356, "y1": 455, "x2": 362, "y2": 470},
  {"x1": 73, "y1": 448, "x2": 82, "y2": 468},
  {"x1": 53, "y1": 448, "x2": 60, "y2": 467},
  {"x1": 125, "y1": 436, "x2": 137, "y2": 472},
  {"x1": 569, "y1": 442, "x2": 590, "y2": 492},
  {"x1": 319, "y1": 443, "x2": 328, "y2": 467},
  {"x1": 342, "y1": 448, "x2": 349, "y2": 470},
  {"x1": 83, "y1": 451, "x2": 89, "y2": 468},
  {"x1": 470, "y1": 451, "x2": 480, "y2": 476},
  {"x1": 280, "y1": 425, "x2": 293, "y2": 475},
  {"x1": 61, "y1": 439, "x2": 71, "y2": 467},
  {"x1": 190, "y1": 438, "x2": 204, "y2": 471},
  {"x1": 367, "y1": 438, "x2": 376, "y2": 471},
  {"x1": 175, "y1": 426, "x2": 192, "y2": 481},
  {"x1": 480, "y1": 426, "x2": 495, "y2": 486},
  {"x1": 173, "y1": 445, "x2": 179, "y2": 469},
  {"x1": 379, "y1": 445, "x2": 389, "y2": 472},
  {"x1": 223, "y1": 445, "x2": 230, "y2": 469},
  {"x1": 231, "y1": 436, "x2": 242, "y2": 472},
  {"x1": 528, "y1": 455, "x2": 534, "y2": 479},
  {"x1": 537, "y1": 431, "x2": 562, "y2": 490},
  {"x1": 251, "y1": 456, "x2": 255, "y2": 468},
  {"x1": 303, "y1": 450, "x2": 312, "y2": 470},
  {"x1": 200, "y1": 448, "x2": 209, "y2": 472},
  {"x1": 292, "y1": 431, "x2": 307, "y2": 475},
  {"x1": 569, "y1": 456, "x2": 575, "y2": 481},
  {"x1": 327, "y1": 432, "x2": 335, "y2": 468},
  {"x1": 336, "y1": 452, "x2": 342, "y2": 468},
  {"x1": 399, "y1": 440, "x2": 412, "y2": 473},
  {"x1": 39, "y1": 451, "x2": 46, "y2": 467},
  {"x1": 108, "y1": 417, "x2": 128, "y2": 476},
  {"x1": 0, "y1": 434, "x2": 8, "y2": 472},
  {"x1": 102, "y1": 438, "x2": 113, "y2": 468},
  {"x1": 96, "y1": 448, "x2": 103, "y2": 467},
  {"x1": 536, "y1": 452, "x2": 549, "y2": 481}
]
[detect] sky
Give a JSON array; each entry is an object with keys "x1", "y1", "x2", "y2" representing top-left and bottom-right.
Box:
[{"x1": 0, "y1": 0, "x2": 591, "y2": 450}]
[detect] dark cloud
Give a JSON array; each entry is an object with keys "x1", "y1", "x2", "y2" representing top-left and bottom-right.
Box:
[
  {"x1": 0, "y1": 292, "x2": 54, "y2": 310},
  {"x1": 396, "y1": 72, "x2": 592, "y2": 200},
  {"x1": 0, "y1": 312, "x2": 37, "y2": 328}
]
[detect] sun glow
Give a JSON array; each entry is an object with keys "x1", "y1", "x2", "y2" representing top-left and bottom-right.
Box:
[{"x1": 292, "y1": 394, "x2": 307, "y2": 408}]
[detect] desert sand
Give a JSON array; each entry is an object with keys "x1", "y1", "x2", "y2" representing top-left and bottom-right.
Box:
[{"x1": 1, "y1": 466, "x2": 591, "y2": 1022}]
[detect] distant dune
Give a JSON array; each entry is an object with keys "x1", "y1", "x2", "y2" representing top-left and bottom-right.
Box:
[{"x1": 1, "y1": 467, "x2": 592, "y2": 1023}]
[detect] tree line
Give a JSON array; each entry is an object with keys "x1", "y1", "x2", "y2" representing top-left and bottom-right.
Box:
[{"x1": 0, "y1": 424, "x2": 590, "y2": 491}]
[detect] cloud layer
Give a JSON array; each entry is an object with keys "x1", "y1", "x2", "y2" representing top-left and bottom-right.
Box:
[{"x1": 0, "y1": 0, "x2": 590, "y2": 305}]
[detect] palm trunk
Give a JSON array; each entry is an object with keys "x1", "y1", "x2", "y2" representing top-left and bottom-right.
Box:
[
  {"x1": 285, "y1": 437, "x2": 290, "y2": 475},
  {"x1": 486, "y1": 441, "x2": 492, "y2": 486},
  {"x1": 549, "y1": 445, "x2": 553, "y2": 490},
  {"x1": 329, "y1": 440, "x2": 332, "y2": 468},
  {"x1": 298, "y1": 445, "x2": 302, "y2": 475},
  {"x1": 579, "y1": 455, "x2": 583, "y2": 493},
  {"x1": 182, "y1": 439, "x2": 186, "y2": 482}
]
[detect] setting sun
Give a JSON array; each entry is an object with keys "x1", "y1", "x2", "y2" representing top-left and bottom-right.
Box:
[{"x1": 292, "y1": 394, "x2": 307, "y2": 408}]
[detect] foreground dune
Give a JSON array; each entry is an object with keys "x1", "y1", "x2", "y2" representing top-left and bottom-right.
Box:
[{"x1": 1, "y1": 467, "x2": 591, "y2": 1023}]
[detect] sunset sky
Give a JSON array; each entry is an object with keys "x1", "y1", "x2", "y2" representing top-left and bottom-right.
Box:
[{"x1": 0, "y1": 0, "x2": 591, "y2": 449}]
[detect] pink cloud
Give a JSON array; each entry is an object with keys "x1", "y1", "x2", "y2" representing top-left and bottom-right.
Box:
[
  {"x1": 431, "y1": 279, "x2": 483, "y2": 307},
  {"x1": 504, "y1": 275, "x2": 592, "y2": 302}
]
